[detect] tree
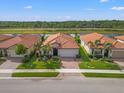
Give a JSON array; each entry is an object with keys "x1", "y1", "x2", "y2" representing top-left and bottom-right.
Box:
[
  {"x1": 103, "y1": 42, "x2": 112, "y2": 58},
  {"x1": 15, "y1": 44, "x2": 27, "y2": 55},
  {"x1": 88, "y1": 40, "x2": 102, "y2": 58}
]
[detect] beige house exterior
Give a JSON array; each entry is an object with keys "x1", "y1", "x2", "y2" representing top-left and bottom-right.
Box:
[
  {"x1": 0, "y1": 34, "x2": 40, "y2": 57},
  {"x1": 80, "y1": 33, "x2": 124, "y2": 58},
  {"x1": 43, "y1": 33, "x2": 79, "y2": 58}
]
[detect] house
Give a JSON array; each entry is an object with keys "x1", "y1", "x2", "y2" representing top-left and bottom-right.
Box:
[
  {"x1": 0, "y1": 35, "x2": 13, "y2": 43},
  {"x1": 114, "y1": 35, "x2": 124, "y2": 43},
  {"x1": 0, "y1": 34, "x2": 40, "y2": 57},
  {"x1": 80, "y1": 32, "x2": 124, "y2": 58},
  {"x1": 43, "y1": 33, "x2": 79, "y2": 58}
]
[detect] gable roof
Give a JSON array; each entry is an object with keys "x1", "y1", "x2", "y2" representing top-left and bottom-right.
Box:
[
  {"x1": 0, "y1": 35, "x2": 13, "y2": 42},
  {"x1": 114, "y1": 35, "x2": 124, "y2": 41},
  {"x1": 43, "y1": 33, "x2": 79, "y2": 49},
  {"x1": 0, "y1": 34, "x2": 39, "y2": 49}
]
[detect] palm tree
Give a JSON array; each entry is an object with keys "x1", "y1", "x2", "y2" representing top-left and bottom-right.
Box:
[
  {"x1": 103, "y1": 42, "x2": 112, "y2": 58},
  {"x1": 41, "y1": 44, "x2": 52, "y2": 61},
  {"x1": 88, "y1": 40, "x2": 102, "y2": 58}
]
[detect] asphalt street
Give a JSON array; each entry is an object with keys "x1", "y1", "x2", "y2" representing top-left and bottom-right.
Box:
[{"x1": 0, "y1": 77, "x2": 124, "y2": 93}]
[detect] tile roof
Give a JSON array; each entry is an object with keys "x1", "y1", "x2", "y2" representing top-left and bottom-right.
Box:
[
  {"x1": 112, "y1": 41, "x2": 124, "y2": 49},
  {"x1": 80, "y1": 32, "x2": 103, "y2": 44},
  {"x1": 0, "y1": 34, "x2": 39, "y2": 49},
  {"x1": 80, "y1": 32, "x2": 124, "y2": 49},
  {"x1": 114, "y1": 35, "x2": 124, "y2": 41},
  {"x1": 0, "y1": 35, "x2": 13, "y2": 42},
  {"x1": 43, "y1": 33, "x2": 79, "y2": 49}
]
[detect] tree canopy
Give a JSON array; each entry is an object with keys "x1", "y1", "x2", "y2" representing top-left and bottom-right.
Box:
[
  {"x1": 15, "y1": 44, "x2": 27, "y2": 55},
  {"x1": 0, "y1": 20, "x2": 124, "y2": 28}
]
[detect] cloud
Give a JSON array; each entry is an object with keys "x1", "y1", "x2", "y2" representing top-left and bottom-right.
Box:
[
  {"x1": 24, "y1": 5, "x2": 32, "y2": 9},
  {"x1": 100, "y1": 0, "x2": 109, "y2": 3},
  {"x1": 111, "y1": 6, "x2": 124, "y2": 11}
]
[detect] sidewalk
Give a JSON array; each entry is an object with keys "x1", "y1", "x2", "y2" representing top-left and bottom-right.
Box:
[{"x1": 0, "y1": 69, "x2": 124, "y2": 74}]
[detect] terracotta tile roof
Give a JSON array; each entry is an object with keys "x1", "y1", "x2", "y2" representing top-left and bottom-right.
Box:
[
  {"x1": 43, "y1": 33, "x2": 79, "y2": 49},
  {"x1": 112, "y1": 41, "x2": 124, "y2": 49},
  {"x1": 114, "y1": 35, "x2": 124, "y2": 41},
  {"x1": 0, "y1": 35, "x2": 13, "y2": 42},
  {"x1": 80, "y1": 32, "x2": 103, "y2": 44},
  {"x1": 0, "y1": 35, "x2": 39, "y2": 49},
  {"x1": 80, "y1": 32, "x2": 124, "y2": 49},
  {"x1": 100, "y1": 36, "x2": 116, "y2": 44}
]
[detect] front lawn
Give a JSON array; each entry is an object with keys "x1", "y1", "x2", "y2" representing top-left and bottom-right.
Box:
[
  {"x1": 12, "y1": 72, "x2": 59, "y2": 77},
  {"x1": 79, "y1": 60, "x2": 120, "y2": 70},
  {"x1": 17, "y1": 58, "x2": 61, "y2": 69},
  {"x1": 83, "y1": 73, "x2": 124, "y2": 78},
  {"x1": 0, "y1": 58, "x2": 6, "y2": 65}
]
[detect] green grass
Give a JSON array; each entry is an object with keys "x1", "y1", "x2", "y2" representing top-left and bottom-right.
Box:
[
  {"x1": 83, "y1": 73, "x2": 124, "y2": 78},
  {"x1": 0, "y1": 59, "x2": 6, "y2": 65},
  {"x1": 79, "y1": 46, "x2": 90, "y2": 62},
  {"x1": 0, "y1": 28, "x2": 124, "y2": 34},
  {"x1": 17, "y1": 61, "x2": 61, "y2": 69},
  {"x1": 79, "y1": 61, "x2": 120, "y2": 70},
  {"x1": 12, "y1": 72, "x2": 59, "y2": 77}
]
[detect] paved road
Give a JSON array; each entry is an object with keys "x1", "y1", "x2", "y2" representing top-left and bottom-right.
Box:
[{"x1": 0, "y1": 78, "x2": 124, "y2": 93}]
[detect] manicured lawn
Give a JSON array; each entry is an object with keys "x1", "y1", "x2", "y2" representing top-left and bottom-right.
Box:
[
  {"x1": 79, "y1": 46, "x2": 90, "y2": 62},
  {"x1": 79, "y1": 45, "x2": 120, "y2": 70},
  {"x1": 79, "y1": 61, "x2": 120, "y2": 70},
  {"x1": 0, "y1": 59, "x2": 6, "y2": 65},
  {"x1": 83, "y1": 73, "x2": 124, "y2": 78},
  {"x1": 17, "y1": 61, "x2": 61, "y2": 69},
  {"x1": 12, "y1": 72, "x2": 59, "y2": 77}
]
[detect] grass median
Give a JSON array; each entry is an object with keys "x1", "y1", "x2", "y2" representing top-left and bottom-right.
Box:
[
  {"x1": 12, "y1": 72, "x2": 59, "y2": 77},
  {"x1": 83, "y1": 73, "x2": 124, "y2": 78}
]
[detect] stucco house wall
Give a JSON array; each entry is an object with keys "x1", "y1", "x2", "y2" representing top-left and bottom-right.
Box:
[
  {"x1": 81, "y1": 40, "x2": 92, "y2": 54},
  {"x1": 58, "y1": 49, "x2": 79, "y2": 58}
]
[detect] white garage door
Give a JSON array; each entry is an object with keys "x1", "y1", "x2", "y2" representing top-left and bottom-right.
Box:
[
  {"x1": 112, "y1": 50, "x2": 124, "y2": 58},
  {"x1": 58, "y1": 49, "x2": 79, "y2": 57}
]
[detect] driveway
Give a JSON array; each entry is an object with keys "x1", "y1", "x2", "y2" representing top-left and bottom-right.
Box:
[
  {"x1": 113, "y1": 58, "x2": 124, "y2": 69},
  {"x1": 0, "y1": 57, "x2": 22, "y2": 69},
  {"x1": 59, "y1": 58, "x2": 81, "y2": 77},
  {"x1": 61, "y1": 58, "x2": 79, "y2": 69}
]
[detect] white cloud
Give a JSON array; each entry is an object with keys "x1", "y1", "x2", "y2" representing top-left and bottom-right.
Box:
[
  {"x1": 111, "y1": 6, "x2": 124, "y2": 11},
  {"x1": 100, "y1": 0, "x2": 109, "y2": 3},
  {"x1": 24, "y1": 5, "x2": 32, "y2": 9}
]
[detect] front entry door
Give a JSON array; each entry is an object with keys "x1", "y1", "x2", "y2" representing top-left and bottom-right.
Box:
[{"x1": 53, "y1": 48, "x2": 58, "y2": 56}]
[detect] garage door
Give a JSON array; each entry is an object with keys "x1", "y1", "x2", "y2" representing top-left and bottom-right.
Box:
[
  {"x1": 58, "y1": 49, "x2": 79, "y2": 57},
  {"x1": 112, "y1": 50, "x2": 124, "y2": 58}
]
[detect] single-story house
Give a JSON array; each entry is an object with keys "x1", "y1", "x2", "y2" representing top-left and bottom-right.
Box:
[
  {"x1": 80, "y1": 32, "x2": 124, "y2": 58},
  {"x1": 43, "y1": 33, "x2": 79, "y2": 58},
  {"x1": 0, "y1": 35, "x2": 13, "y2": 43},
  {"x1": 0, "y1": 34, "x2": 40, "y2": 57}
]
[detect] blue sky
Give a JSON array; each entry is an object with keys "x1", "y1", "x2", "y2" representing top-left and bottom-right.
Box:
[{"x1": 0, "y1": 0, "x2": 124, "y2": 21}]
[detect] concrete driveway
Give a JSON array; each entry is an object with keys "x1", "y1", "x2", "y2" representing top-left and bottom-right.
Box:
[
  {"x1": 59, "y1": 58, "x2": 81, "y2": 77},
  {"x1": 61, "y1": 58, "x2": 79, "y2": 69},
  {"x1": 114, "y1": 58, "x2": 124, "y2": 69},
  {"x1": 0, "y1": 57, "x2": 22, "y2": 69}
]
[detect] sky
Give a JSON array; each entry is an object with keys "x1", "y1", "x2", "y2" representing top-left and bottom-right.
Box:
[{"x1": 0, "y1": 0, "x2": 124, "y2": 21}]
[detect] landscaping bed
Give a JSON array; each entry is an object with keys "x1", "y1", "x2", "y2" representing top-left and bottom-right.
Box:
[
  {"x1": 83, "y1": 73, "x2": 124, "y2": 78},
  {"x1": 12, "y1": 72, "x2": 59, "y2": 77}
]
